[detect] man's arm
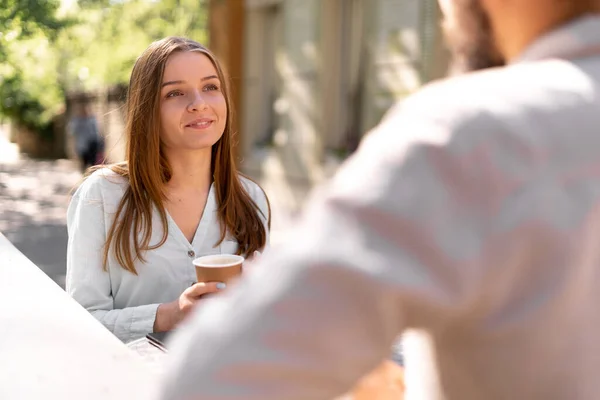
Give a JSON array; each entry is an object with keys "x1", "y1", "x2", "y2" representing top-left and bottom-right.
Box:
[{"x1": 158, "y1": 109, "x2": 492, "y2": 400}]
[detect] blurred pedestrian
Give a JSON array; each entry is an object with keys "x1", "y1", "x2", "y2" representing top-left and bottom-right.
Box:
[{"x1": 69, "y1": 103, "x2": 103, "y2": 172}]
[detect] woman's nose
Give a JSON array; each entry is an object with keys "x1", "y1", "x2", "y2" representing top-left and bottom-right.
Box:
[{"x1": 187, "y1": 91, "x2": 208, "y2": 112}]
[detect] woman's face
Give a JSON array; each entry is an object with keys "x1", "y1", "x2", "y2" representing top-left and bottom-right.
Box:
[{"x1": 159, "y1": 51, "x2": 227, "y2": 152}]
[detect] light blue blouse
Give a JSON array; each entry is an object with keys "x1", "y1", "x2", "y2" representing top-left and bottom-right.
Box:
[{"x1": 66, "y1": 168, "x2": 269, "y2": 343}]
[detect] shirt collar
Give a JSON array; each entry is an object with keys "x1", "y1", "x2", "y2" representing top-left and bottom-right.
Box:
[{"x1": 514, "y1": 14, "x2": 600, "y2": 64}]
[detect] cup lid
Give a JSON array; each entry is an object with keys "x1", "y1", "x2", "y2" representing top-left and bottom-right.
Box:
[{"x1": 193, "y1": 254, "x2": 244, "y2": 267}]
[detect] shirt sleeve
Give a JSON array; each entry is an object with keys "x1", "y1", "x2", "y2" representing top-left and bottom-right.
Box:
[
  {"x1": 243, "y1": 178, "x2": 271, "y2": 251},
  {"x1": 158, "y1": 108, "x2": 493, "y2": 399},
  {"x1": 66, "y1": 178, "x2": 160, "y2": 343},
  {"x1": 255, "y1": 185, "x2": 271, "y2": 250}
]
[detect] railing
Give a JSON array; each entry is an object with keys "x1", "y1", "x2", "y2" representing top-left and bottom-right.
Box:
[{"x1": 0, "y1": 233, "x2": 155, "y2": 400}]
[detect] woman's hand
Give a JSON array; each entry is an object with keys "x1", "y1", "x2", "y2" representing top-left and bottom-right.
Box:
[{"x1": 154, "y1": 281, "x2": 226, "y2": 332}]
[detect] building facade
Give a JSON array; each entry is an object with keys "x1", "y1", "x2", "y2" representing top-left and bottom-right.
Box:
[
  {"x1": 209, "y1": 0, "x2": 449, "y2": 233},
  {"x1": 234, "y1": 0, "x2": 448, "y2": 179}
]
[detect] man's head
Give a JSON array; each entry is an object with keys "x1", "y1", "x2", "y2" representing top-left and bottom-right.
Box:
[
  {"x1": 439, "y1": 0, "x2": 600, "y2": 73},
  {"x1": 439, "y1": 0, "x2": 503, "y2": 73}
]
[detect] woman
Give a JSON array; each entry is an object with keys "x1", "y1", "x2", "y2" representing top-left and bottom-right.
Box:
[{"x1": 66, "y1": 37, "x2": 270, "y2": 343}]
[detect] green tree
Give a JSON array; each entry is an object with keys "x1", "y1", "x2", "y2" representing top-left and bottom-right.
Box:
[
  {"x1": 0, "y1": 0, "x2": 70, "y2": 137},
  {"x1": 0, "y1": 0, "x2": 65, "y2": 51},
  {"x1": 0, "y1": 0, "x2": 208, "y2": 141},
  {"x1": 57, "y1": 0, "x2": 208, "y2": 92}
]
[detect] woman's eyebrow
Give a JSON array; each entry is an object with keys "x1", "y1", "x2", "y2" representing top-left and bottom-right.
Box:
[{"x1": 161, "y1": 75, "x2": 219, "y2": 88}]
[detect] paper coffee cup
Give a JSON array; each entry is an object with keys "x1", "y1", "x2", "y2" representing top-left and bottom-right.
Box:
[{"x1": 193, "y1": 254, "x2": 244, "y2": 284}]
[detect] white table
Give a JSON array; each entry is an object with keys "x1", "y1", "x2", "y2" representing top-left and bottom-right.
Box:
[
  {"x1": 0, "y1": 233, "x2": 156, "y2": 400},
  {"x1": 127, "y1": 337, "x2": 169, "y2": 376}
]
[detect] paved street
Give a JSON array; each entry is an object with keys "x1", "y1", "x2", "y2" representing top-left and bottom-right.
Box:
[{"x1": 0, "y1": 125, "x2": 82, "y2": 288}]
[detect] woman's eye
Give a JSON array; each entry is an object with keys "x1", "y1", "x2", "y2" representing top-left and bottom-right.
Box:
[
  {"x1": 166, "y1": 90, "x2": 183, "y2": 98},
  {"x1": 203, "y1": 84, "x2": 219, "y2": 92}
]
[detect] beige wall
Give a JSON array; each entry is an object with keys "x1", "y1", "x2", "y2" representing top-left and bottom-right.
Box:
[
  {"x1": 241, "y1": 0, "x2": 449, "y2": 184},
  {"x1": 243, "y1": 0, "x2": 323, "y2": 182}
]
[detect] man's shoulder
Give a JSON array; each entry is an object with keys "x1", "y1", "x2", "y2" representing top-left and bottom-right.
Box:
[
  {"x1": 358, "y1": 63, "x2": 570, "y2": 171},
  {"x1": 397, "y1": 60, "x2": 580, "y2": 127},
  {"x1": 401, "y1": 67, "x2": 514, "y2": 123},
  {"x1": 364, "y1": 68, "x2": 511, "y2": 151}
]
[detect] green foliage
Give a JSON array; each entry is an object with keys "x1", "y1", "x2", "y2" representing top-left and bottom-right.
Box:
[
  {"x1": 0, "y1": 35, "x2": 63, "y2": 138},
  {"x1": 57, "y1": 0, "x2": 209, "y2": 91},
  {"x1": 0, "y1": 0, "x2": 65, "y2": 40},
  {"x1": 0, "y1": 0, "x2": 68, "y2": 139},
  {"x1": 0, "y1": 0, "x2": 208, "y2": 140}
]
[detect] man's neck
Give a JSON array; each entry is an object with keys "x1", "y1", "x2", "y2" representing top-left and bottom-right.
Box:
[{"x1": 489, "y1": 1, "x2": 596, "y2": 61}]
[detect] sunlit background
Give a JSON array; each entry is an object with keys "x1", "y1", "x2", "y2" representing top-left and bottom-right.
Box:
[{"x1": 0, "y1": 0, "x2": 450, "y2": 288}]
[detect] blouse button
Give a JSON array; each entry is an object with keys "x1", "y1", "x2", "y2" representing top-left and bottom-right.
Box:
[{"x1": 187, "y1": 250, "x2": 195, "y2": 258}]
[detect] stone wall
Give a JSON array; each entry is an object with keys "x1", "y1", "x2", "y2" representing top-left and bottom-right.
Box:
[{"x1": 13, "y1": 112, "x2": 68, "y2": 159}]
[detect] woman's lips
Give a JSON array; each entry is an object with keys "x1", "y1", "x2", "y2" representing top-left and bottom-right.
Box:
[{"x1": 185, "y1": 119, "x2": 214, "y2": 129}]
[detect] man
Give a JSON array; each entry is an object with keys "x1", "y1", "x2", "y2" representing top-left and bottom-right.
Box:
[{"x1": 159, "y1": 0, "x2": 600, "y2": 399}]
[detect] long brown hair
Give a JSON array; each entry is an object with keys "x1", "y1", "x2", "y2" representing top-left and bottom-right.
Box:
[{"x1": 98, "y1": 37, "x2": 270, "y2": 274}]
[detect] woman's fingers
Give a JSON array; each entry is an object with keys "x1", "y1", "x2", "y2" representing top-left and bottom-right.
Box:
[{"x1": 186, "y1": 281, "x2": 226, "y2": 298}]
